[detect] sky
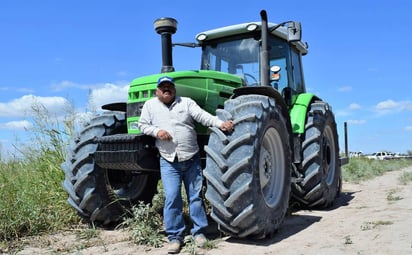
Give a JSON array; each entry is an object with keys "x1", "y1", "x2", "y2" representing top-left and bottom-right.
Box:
[{"x1": 1, "y1": 0, "x2": 412, "y2": 157}]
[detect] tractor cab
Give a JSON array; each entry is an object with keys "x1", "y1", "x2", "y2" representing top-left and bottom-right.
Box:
[{"x1": 196, "y1": 20, "x2": 308, "y2": 106}]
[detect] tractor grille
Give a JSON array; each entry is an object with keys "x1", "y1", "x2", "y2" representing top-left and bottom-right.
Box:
[
  {"x1": 94, "y1": 134, "x2": 160, "y2": 172},
  {"x1": 126, "y1": 102, "x2": 145, "y2": 118}
]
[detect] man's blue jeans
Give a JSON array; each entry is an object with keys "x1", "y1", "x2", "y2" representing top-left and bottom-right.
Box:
[{"x1": 160, "y1": 153, "x2": 208, "y2": 242}]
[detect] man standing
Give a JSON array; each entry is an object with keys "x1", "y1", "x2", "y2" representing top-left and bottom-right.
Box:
[{"x1": 138, "y1": 76, "x2": 233, "y2": 254}]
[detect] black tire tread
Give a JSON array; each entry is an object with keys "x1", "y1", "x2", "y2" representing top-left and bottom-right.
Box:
[
  {"x1": 61, "y1": 112, "x2": 158, "y2": 226},
  {"x1": 291, "y1": 101, "x2": 341, "y2": 208},
  {"x1": 204, "y1": 94, "x2": 291, "y2": 238}
]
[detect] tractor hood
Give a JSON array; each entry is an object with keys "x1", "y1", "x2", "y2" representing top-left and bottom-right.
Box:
[{"x1": 128, "y1": 70, "x2": 242, "y2": 112}]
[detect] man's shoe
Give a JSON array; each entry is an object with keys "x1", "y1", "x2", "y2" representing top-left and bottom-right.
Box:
[
  {"x1": 194, "y1": 234, "x2": 207, "y2": 247},
  {"x1": 167, "y1": 240, "x2": 181, "y2": 254}
]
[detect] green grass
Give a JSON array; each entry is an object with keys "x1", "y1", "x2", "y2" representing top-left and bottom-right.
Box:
[
  {"x1": 0, "y1": 104, "x2": 79, "y2": 241},
  {"x1": 342, "y1": 157, "x2": 412, "y2": 183},
  {"x1": 398, "y1": 170, "x2": 412, "y2": 185},
  {"x1": 386, "y1": 188, "x2": 403, "y2": 202},
  {"x1": 0, "y1": 159, "x2": 78, "y2": 240},
  {"x1": 360, "y1": 220, "x2": 393, "y2": 231}
]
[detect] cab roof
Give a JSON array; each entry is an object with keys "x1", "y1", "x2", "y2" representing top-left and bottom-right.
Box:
[{"x1": 196, "y1": 22, "x2": 308, "y2": 55}]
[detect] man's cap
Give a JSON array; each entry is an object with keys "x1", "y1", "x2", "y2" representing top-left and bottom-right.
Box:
[{"x1": 157, "y1": 76, "x2": 175, "y2": 87}]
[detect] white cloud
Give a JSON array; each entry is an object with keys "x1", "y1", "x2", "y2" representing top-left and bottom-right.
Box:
[
  {"x1": 0, "y1": 120, "x2": 33, "y2": 130},
  {"x1": 88, "y1": 83, "x2": 129, "y2": 110},
  {"x1": 405, "y1": 126, "x2": 412, "y2": 131},
  {"x1": 347, "y1": 119, "x2": 366, "y2": 125},
  {"x1": 0, "y1": 95, "x2": 70, "y2": 117},
  {"x1": 51, "y1": 79, "x2": 131, "y2": 96},
  {"x1": 375, "y1": 99, "x2": 412, "y2": 114},
  {"x1": 1, "y1": 80, "x2": 129, "y2": 119},
  {"x1": 376, "y1": 99, "x2": 398, "y2": 110},
  {"x1": 336, "y1": 103, "x2": 361, "y2": 116}
]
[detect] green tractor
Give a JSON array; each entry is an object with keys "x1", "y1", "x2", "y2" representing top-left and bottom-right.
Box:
[{"x1": 62, "y1": 10, "x2": 348, "y2": 237}]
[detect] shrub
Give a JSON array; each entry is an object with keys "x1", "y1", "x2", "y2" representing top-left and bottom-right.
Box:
[
  {"x1": 119, "y1": 202, "x2": 164, "y2": 248},
  {"x1": 342, "y1": 158, "x2": 412, "y2": 183}
]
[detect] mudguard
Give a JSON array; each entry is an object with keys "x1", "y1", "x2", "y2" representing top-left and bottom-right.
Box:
[{"x1": 289, "y1": 93, "x2": 316, "y2": 134}]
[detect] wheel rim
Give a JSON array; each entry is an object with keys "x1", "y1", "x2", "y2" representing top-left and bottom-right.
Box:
[
  {"x1": 259, "y1": 127, "x2": 285, "y2": 208},
  {"x1": 323, "y1": 125, "x2": 336, "y2": 186},
  {"x1": 107, "y1": 170, "x2": 148, "y2": 200}
]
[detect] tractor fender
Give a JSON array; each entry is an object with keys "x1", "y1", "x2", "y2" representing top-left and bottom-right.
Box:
[{"x1": 289, "y1": 93, "x2": 319, "y2": 134}]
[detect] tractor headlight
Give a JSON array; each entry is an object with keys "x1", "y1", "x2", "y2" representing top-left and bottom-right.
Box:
[
  {"x1": 127, "y1": 102, "x2": 144, "y2": 117},
  {"x1": 196, "y1": 33, "x2": 207, "y2": 41},
  {"x1": 246, "y1": 23, "x2": 258, "y2": 31}
]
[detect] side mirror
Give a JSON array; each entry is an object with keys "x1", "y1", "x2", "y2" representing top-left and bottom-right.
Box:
[{"x1": 288, "y1": 21, "x2": 302, "y2": 42}]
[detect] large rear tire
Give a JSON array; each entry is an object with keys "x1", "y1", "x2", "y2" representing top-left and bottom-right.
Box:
[
  {"x1": 61, "y1": 112, "x2": 159, "y2": 226},
  {"x1": 204, "y1": 95, "x2": 291, "y2": 238},
  {"x1": 291, "y1": 101, "x2": 341, "y2": 208}
]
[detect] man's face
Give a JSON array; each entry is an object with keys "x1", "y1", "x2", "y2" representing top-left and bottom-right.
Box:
[{"x1": 156, "y1": 82, "x2": 176, "y2": 104}]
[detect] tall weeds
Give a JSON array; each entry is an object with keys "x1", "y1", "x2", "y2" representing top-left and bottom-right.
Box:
[{"x1": 0, "y1": 103, "x2": 78, "y2": 240}]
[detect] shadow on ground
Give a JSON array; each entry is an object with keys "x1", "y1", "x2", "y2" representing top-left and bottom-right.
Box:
[{"x1": 205, "y1": 190, "x2": 358, "y2": 246}]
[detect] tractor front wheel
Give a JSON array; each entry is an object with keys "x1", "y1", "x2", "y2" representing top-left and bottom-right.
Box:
[
  {"x1": 61, "y1": 112, "x2": 159, "y2": 227},
  {"x1": 204, "y1": 95, "x2": 291, "y2": 238}
]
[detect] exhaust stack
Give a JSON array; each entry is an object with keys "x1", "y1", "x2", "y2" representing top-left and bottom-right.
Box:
[
  {"x1": 154, "y1": 17, "x2": 177, "y2": 73},
  {"x1": 259, "y1": 10, "x2": 270, "y2": 86}
]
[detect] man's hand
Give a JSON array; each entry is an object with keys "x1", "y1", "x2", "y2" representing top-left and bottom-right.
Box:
[
  {"x1": 220, "y1": 120, "x2": 234, "y2": 132},
  {"x1": 157, "y1": 130, "x2": 173, "y2": 140}
]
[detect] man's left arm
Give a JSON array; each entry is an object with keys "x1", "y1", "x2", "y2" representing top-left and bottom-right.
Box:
[{"x1": 188, "y1": 99, "x2": 233, "y2": 131}]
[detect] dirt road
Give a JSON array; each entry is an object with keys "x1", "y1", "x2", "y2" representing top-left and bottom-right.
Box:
[{"x1": 14, "y1": 166, "x2": 412, "y2": 255}]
